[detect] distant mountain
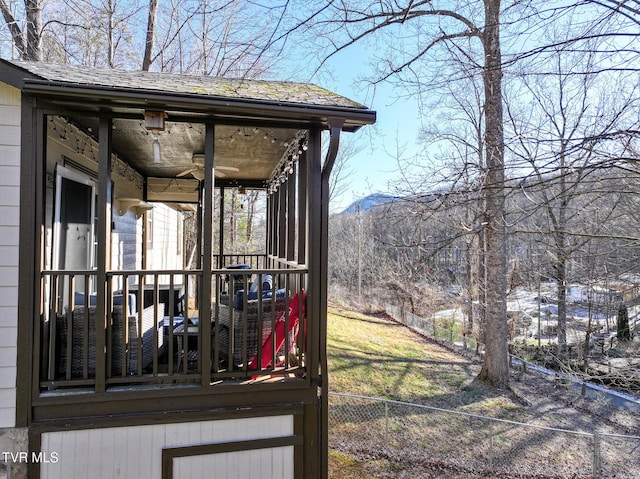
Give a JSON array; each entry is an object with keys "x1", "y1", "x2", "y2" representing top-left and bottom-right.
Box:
[{"x1": 341, "y1": 193, "x2": 396, "y2": 214}]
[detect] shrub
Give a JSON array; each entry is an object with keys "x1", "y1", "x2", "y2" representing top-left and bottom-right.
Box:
[{"x1": 617, "y1": 304, "x2": 631, "y2": 342}]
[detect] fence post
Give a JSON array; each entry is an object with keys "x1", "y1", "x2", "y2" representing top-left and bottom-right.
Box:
[
  {"x1": 384, "y1": 401, "x2": 389, "y2": 449},
  {"x1": 593, "y1": 433, "x2": 601, "y2": 479},
  {"x1": 489, "y1": 424, "x2": 494, "y2": 471}
]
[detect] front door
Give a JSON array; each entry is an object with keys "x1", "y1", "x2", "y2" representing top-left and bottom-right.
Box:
[{"x1": 52, "y1": 165, "x2": 96, "y2": 306}]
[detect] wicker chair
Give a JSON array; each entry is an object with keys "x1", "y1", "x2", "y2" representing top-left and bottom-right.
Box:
[
  {"x1": 111, "y1": 304, "x2": 165, "y2": 376},
  {"x1": 56, "y1": 304, "x2": 164, "y2": 378},
  {"x1": 215, "y1": 299, "x2": 286, "y2": 367}
]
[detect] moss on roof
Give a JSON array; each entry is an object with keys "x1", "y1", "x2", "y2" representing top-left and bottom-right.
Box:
[{"x1": 9, "y1": 60, "x2": 368, "y2": 110}]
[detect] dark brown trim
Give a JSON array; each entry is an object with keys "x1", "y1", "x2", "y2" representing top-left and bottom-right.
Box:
[
  {"x1": 30, "y1": 401, "x2": 305, "y2": 434},
  {"x1": 26, "y1": 404, "x2": 305, "y2": 477},
  {"x1": 0, "y1": 59, "x2": 40, "y2": 89},
  {"x1": 319, "y1": 132, "x2": 332, "y2": 479},
  {"x1": 30, "y1": 380, "x2": 314, "y2": 424},
  {"x1": 287, "y1": 169, "x2": 296, "y2": 262},
  {"x1": 306, "y1": 127, "x2": 323, "y2": 479},
  {"x1": 95, "y1": 118, "x2": 112, "y2": 393},
  {"x1": 17, "y1": 94, "x2": 40, "y2": 427},
  {"x1": 200, "y1": 123, "x2": 214, "y2": 383},
  {"x1": 266, "y1": 192, "x2": 272, "y2": 260},
  {"x1": 297, "y1": 150, "x2": 307, "y2": 266},
  {"x1": 28, "y1": 427, "x2": 42, "y2": 478},
  {"x1": 162, "y1": 435, "x2": 303, "y2": 479},
  {"x1": 278, "y1": 185, "x2": 286, "y2": 259},
  {"x1": 162, "y1": 435, "x2": 302, "y2": 479},
  {"x1": 321, "y1": 118, "x2": 344, "y2": 182},
  {"x1": 218, "y1": 186, "x2": 225, "y2": 266}
]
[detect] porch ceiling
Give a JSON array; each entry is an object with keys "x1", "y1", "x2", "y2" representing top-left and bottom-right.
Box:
[{"x1": 108, "y1": 120, "x2": 302, "y2": 183}]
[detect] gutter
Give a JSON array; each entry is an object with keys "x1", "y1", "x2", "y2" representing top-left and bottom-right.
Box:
[{"x1": 321, "y1": 117, "x2": 345, "y2": 182}]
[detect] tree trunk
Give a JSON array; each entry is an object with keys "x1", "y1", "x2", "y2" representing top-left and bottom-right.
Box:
[
  {"x1": 230, "y1": 189, "x2": 238, "y2": 253},
  {"x1": 556, "y1": 252, "x2": 568, "y2": 349},
  {"x1": 25, "y1": 0, "x2": 42, "y2": 61},
  {"x1": 556, "y1": 152, "x2": 568, "y2": 351},
  {"x1": 0, "y1": 0, "x2": 26, "y2": 58},
  {"x1": 142, "y1": 0, "x2": 159, "y2": 71},
  {"x1": 245, "y1": 190, "x2": 258, "y2": 250},
  {"x1": 477, "y1": 0, "x2": 510, "y2": 389}
]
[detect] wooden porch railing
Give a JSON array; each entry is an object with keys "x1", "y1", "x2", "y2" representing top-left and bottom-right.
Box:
[{"x1": 39, "y1": 263, "x2": 307, "y2": 392}]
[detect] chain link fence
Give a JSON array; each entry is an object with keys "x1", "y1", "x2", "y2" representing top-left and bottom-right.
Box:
[
  {"x1": 328, "y1": 392, "x2": 640, "y2": 478},
  {"x1": 327, "y1": 303, "x2": 640, "y2": 477},
  {"x1": 383, "y1": 303, "x2": 482, "y2": 355}
]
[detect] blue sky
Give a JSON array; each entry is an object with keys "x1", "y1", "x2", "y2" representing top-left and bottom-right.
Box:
[
  {"x1": 328, "y1": 53, "x2": 423, "y2": 211},
  {"x1": 288, "y1": 46, "x2": 424, "y2": 211}
]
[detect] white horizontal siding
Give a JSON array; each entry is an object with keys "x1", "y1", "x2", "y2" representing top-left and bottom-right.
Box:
[
  {"x1": 0, "y1": 83, "x2": 20, "y2": 428},
  {"x1": 40, "y1": 415, "x2": 295, "y2": 479},
  {"x1": 174, "y1": 446, "x2": 294, "y2": 479},
  {"x1": 147, "y1": 205, "x2": 183, "y2": 272}
]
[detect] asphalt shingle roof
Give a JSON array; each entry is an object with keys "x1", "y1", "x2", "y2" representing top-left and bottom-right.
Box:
[{"x1": 8, "y1": 60, "x2": 368, "y2": 110}]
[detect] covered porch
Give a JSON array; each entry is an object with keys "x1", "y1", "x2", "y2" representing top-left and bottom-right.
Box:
[
  {"x1": 9, "y1": 60, "x2": 375, "y2": 417},
  {"x1": 40, "y1": 119, "x2": 312, "y2": 391}
]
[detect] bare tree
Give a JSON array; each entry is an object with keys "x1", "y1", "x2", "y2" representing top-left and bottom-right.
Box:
[
  {"x1": 149, "y1": 0, "x2": 279, "y2": 77},
  {"x1": 504, "y1": 10, "x2": 640, "y2": 345},
  {"x1": 141, "y1": 0, "x2": 157, "y2": 70},
  {"x1": 0, "y1": 0, "x2": 42, "y2": 60},
  {"x1": 0, "y1": 0, "x2": 280, "y2": 77},
  {"x1": 272, "y1": 0, "x2": 510, "y2": 387}
]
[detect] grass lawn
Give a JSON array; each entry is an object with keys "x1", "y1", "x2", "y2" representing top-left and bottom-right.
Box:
[
  {"x1": 327, "y1": 307, "x2": 519, "y2": 414},
  {"x1": 324, "y1": 306, "x2": 609, "y2": 478}
]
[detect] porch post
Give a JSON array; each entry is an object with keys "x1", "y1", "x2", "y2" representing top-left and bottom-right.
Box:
[
  {"x1": 200, "y1": 123, "x2": 214, "y2": 383},
  {"x1": 306, "y1": 126, "x2": 323, "y2": 478},
  {"x1": 95, "y1": 117, "x2": 113, "y2": 393},
  {"x1": 270, "y1": 188, "x2": 279, "y2": 263},
  {"x1": 278, "y1": 180, "x2": 287, "y2": 260},
  {"x1": 266, "y1": 192, "x2": 272, "y2": 266},
  {"x1": 297, "y1": 150, "x2": 308, "y2": 266},
  {"x1": 287, "y1": 167, "x2": 296, "y2": 263},
  {"x1": 218, "y1": 187, "x2": 224, "y2": 267}
]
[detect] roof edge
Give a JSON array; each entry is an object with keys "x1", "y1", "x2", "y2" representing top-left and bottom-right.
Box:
[{"x1": 21, "y1": 78, "x2": 377, "y2": 131}]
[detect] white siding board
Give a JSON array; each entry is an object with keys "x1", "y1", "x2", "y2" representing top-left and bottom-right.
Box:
[
  {"x1": 0, "y1": 387, "x2": 15, "y2": 405},
  {"x1": 0, "y1": 407, "x2": 14, "y2": 426},
  {"x1": 0, "y1": 286, "x2": 18, "y2": 304},
  {"x1": 173, "y1": 446, "x2": 294, "y2": 479},
  {"x1": 0, "y1": 268, "x2": 19, "y2": 286},
  {"x1": 0, "y1": 84, "x2": 19, "y2": 430},
  {"x1": 0, "y1": 186, "x2": 19, "y2": 205},
  {"x1": 0, "y1": 226, "x2": 18, "y2": 245},
  {"x1": 41, "y1": 415, "x2": 295, "y2": 479},
  {"x1": 0, "y1": 206, "x2": 19, "y2": 226},
  {"x1": 0, "y1": 144, "x2": 20, "y2": 162},
  {"x1": 0, "y1": 105, "x2": 21, "y2": 124},
  {"x1": 0, "y1": 124, "x2": 20, "y2": 146},
  {"x1": 0, "y1": 165, "x2": 19, "y2": 185},
  {"x1": 146, "y1": 205, "x2": 183, "y2": 274},
  {"x1": 0, "y1": 247, "x2": 18, "y2": 267},
  {"x1": 0, "y1": 84, "x2": 20, "y2": 105},
  {"x1": 0, "y1": 366, "x2": 15, "y2": 388},
  {"x1": 0, "y1": 325, "x2": 16, "y2": 345},
  {"x1": 0, "y1": 345, "x2": 16, "y2": 367}
]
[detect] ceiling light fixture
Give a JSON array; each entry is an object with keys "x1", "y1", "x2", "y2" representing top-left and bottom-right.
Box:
[{"x1": 144, "y1": 110, "x2": 167, "y2": 164}]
